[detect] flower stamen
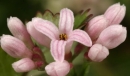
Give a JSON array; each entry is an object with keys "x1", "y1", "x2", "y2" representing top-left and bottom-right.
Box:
[{"x1": 59, "y1": 34, "x2": 67, "y2": 40}]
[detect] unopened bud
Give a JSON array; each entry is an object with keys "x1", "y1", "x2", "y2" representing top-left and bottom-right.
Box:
[
  {"x1": 0, "y1": 35, "x2": 32, "y2": 58},
  {"x1": 7, "y1": 17, "x2": 34, "y2": 49},
  {"x1": 45, "y1": 60, "x2": 70, "y2": 76},
  {"x1": 88, "y1": 44, "x2": 109, "y2": 62},
  {"x1": 85, "y1": 15, "x2": 108, "y2": 40},
  {"x1": 12, "y1": 58, "x2": 35, "y2": 72},
  {"x1": 104, "y1": 3, "x2": 126, "y2": 25},
  {"x1": 96, "y1": 25, "x2": 127, "y2": 49}
]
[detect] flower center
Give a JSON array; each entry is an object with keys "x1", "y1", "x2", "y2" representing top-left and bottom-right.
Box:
[{"x1": 59, "y1": 33, "x2": 67, "y2": 40}]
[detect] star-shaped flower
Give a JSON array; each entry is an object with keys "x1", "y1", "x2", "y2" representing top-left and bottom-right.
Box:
[{"x1": 27, "y1": 8, "x2": 92, "y2": 62}]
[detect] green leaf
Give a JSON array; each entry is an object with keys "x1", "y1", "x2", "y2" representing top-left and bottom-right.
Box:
[
  {"x1": 36, "y1": 10, "x2": 60, "y2": 27},
  {"x1": 42, "y1": 10, "x2": 54, "y2": 22},
  {"x1": 43, "y1": 10, "x2": 59, "y2": 26},
  {"x1": 36, "y1": 12, "x2": 43, "y2": 18},
  {"x1": 74, "y1": 10, "x2": 91, "y2": 29},
  {"x1": 0, "y1": 48, "x2": 22, "y2": 76},
  {"x1": 74, "y1": 62, "x2": 90, "y2": 76}
]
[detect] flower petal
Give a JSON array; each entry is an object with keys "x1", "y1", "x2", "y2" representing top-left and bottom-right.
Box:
[
  {"x1": 51, "y1": 40, "x2": 66, "y2": 62},
  {"x1": 68, "y1": 29, "x2": 92, "y2": 47},
  {"x1": 59, "y1": 8, "x2": 74, "y2": 34},
  {"x1": 27, "y1": 22, "x2": 51, "y2": 48},
  {"x1": 32, "y1": 17, "x2": 59, "y2": 40}
]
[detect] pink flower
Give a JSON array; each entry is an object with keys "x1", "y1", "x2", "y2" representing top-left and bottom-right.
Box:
[
  {"x1": 45, "y1": 60, "x2": 70, "y2": 76},
  {"x1": 7, "y1": 17, "x2": 34, "y2": 49},
  {"x1": 88, "y1": 44, "x2": 109, "y2": 62},
  {"x1": 96, "y1": 25, "x2": 127, "y2": 49},
  {"x1": 28, "y1": 8, "x2": 92, "y2": 62},
  {"x1": 12, "y1": 58, "x2": 35, "y2": 72},
  {"x1": 86, "y1": 15, "x2": 108, "y2": 41},
  {"x1": 1, "y1": 17, "x2": 46, "y2": 72},
  {"x1": 86, "y1": 25, "x2": 126, "y2": 62},
  {"x1": 0, "y1": 35, "x2": 32, "y2": 58},
  {"x1": 84, "y1": 3, "x2": 127, "y2": 62},
  {"x1": 104, "y1": 3, "x2": 126, "y2": 25}
]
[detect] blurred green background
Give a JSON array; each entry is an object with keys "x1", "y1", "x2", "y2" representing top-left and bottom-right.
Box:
[{"x1": 0, "y1": 0, "x2": 130, "y2": 76}]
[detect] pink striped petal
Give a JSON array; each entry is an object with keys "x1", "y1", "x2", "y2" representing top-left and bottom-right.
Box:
[
  {"x1": 59, "y1": 8, "x2": 74, "y2": 34},
  {"x1": 27, "y1": 22, "x2": 51, "y2": 48},
  {"x1": 51, "y1": 40, "x2": 66, "y2": 62},
  {"x1": 32, "y1": 17, "x2": 59, "y2": 40},
  {"x1": 68, "y1": 29, "x2": 92, "y2": 47}
]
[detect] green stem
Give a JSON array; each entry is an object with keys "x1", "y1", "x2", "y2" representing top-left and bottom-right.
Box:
[
  {"x1": 79, "y1": 61, "x2": 90, "y2": 76},
  {"x1": 83, "y1": 65, "x2": 90, "y2": 76},
  {"x1": 42, "y1": 52, "x2": 48, "y2": 65},
  {"x1": 69, "y1": 53, "x2": 78, "y2": 62}
]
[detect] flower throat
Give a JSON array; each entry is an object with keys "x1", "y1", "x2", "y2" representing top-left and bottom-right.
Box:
[{"x1": 59, "y1": 34, "x2": 67, "y2": 40}]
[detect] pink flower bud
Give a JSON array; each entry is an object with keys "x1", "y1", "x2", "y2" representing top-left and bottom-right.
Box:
[
  {"x1": 45, "y1": 60, "x2": 70, "y2": 76},
  {"x1": 0, "y1": 35, "x2": 32, "y2": 58},
  {"x1": 88, "y1": 44, "x2": 109, "y2": 62},
  {"x1": 33, "y1": 46, "x2": 43, "y2": 54},
  {"x1": 96, "y1": 25, "x2": 127, "y2": 49},
  {"x1": 86, "y1": 15, "x2": 108, "y2": 40},
  {"x1": 7, "y1": 17, "x2": 34, "y2": 49},
  {"x1": 104, "y1": 3, "x2": 126, "y2": 25},
  {"x1": 12, "y1": 58, "x2": 35, "y2": 72},
  {"x1": 26, "y1": 21, "x2": 51, "y2": 48}
]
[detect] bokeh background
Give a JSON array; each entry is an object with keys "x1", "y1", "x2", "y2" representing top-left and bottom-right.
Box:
[{"x1": 0, "y1": 0, "x2": 130, "y2": 76}]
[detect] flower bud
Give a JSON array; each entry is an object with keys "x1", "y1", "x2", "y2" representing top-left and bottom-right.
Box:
[
  {"x1": 7, "y1": 17, "x2": 34, "y2": 49},
  {"x1": 32, "y1": 47, "x2": 44, "y2": 59},
  {"x1": 88, "y1": 44, "x2": 109, "y2": 62},
  {"x1": 104, "y1": 3, "x2": 126, "y2": 25},
  {"x1": 45, "y1": 60, "x2": 70, "y2": 76},
  {"x1": 12, "y1": 58, "x2": 35, "y2": 72},
  {"x1": 26, "y1": 22, "x2": 51, "y2": 48},
  {"x1": 85, "y1": 15, "x2": 108, "y2": 40},
  {"x1": 0, "y1": 35, "x2": 32, "y2": 58},
  {"x1": 96, "y1": 25, "x2": 127, "y2": 49}
]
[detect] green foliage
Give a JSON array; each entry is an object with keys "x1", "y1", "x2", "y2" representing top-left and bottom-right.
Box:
[
  {"x1": 0, "y1": 48, "x2": 22, "y2": 76},
  {"x1": 36, "y1": 10, "x2": 59, "y2": 26},
  {"x1": 74, "y1": 10, "x2": 91, "y2": 29},
  {"x1": 68, "y1": 62, "x2": 90, "y2": 76}
]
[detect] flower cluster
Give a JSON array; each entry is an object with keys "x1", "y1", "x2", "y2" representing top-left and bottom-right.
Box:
[
  {"x1": 27, "y1": 8, "x2": 92, "y2": 76},
  {"x1": 85, "y1": 3, "x2": 127, "y2": 62},
  {"x1": 0, "y1": 3, "x2": 127, "y2": 76},
  {"x1": 1, "y1": 17, "x2": 45, "y2": 72}
]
